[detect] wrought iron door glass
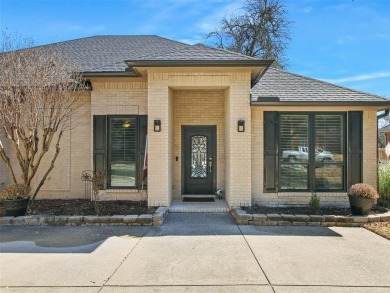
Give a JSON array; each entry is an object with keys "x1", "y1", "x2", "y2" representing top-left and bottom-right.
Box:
[{"x1": 191, "y1": 135, "x2": 208, "y2": 178}]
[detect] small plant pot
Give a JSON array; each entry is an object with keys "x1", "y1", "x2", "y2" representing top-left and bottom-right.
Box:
[
  {"x1": 348, "y1": 195, "x2": 373, "y2": 216},
  {"x1": 3, "y1": 198, "x2": 29, "y2": 216}
]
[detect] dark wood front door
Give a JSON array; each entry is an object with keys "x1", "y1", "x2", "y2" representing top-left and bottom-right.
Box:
[{"x1": 182, "y1": 126, "x2": 216, "y2": 194}]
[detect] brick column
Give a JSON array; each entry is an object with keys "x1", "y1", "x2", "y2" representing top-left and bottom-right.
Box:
[
  {"x1": 147, "y1": 72, "x2": 172, "y2": 206},
  {"x1": 225, "y1": 72, "x2": 252, "y2": 207}
]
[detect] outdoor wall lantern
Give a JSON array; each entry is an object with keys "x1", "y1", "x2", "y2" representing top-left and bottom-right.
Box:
[
  {"x1": 154, "y1": 120, "x2": 161, "y2": 132},
  {"x1": 238, "y1": 120, "x2": 245, "y2": 132}
]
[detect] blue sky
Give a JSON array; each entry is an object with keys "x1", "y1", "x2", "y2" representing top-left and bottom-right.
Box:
[{"x1": 1, "y1": 0, "x2": 389, "y2": 97}]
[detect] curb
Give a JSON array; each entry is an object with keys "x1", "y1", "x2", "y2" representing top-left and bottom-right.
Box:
[
  {"x1": 231, "y1": 207, "x2": 390, "y2": 226},
  {"x1": 0, "y1": 207, "x2": 169, "y2": 226}
]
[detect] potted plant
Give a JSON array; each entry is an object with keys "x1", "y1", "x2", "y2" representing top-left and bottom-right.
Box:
[
  {"x1": 348, "y1": 183, "x2": 379, "y2": 216},
  {"x1": 0, "y1": 184, "x2": 31, "y2": 216}
]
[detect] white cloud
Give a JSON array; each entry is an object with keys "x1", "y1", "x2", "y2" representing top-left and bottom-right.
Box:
[{"x1": 323, "y1": 72, "x2": 390, "y2": 83}]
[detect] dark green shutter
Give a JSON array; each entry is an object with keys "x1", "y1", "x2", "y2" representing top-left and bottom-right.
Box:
[
  {"x1": 348, "y1": 111, "x2": 362, "y2": 187},
  {"x1": 93, "y1": 116, "x2": 106, "y2": 174},
  {"x1": 264, "y1": 112, "x2": 278, "y2": 192}
]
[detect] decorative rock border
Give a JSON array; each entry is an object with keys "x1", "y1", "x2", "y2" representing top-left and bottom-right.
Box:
[
  {"x1": 0, "y1": 207, "x2": 169, "y2": 226},
  {"x1": 231, "y1": 207, "x2": 390, "y2": 227}
]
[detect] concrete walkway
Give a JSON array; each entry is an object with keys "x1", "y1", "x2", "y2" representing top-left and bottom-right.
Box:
[{"x1": 1, "y1": 213, "x2": 389, "y2": 292}]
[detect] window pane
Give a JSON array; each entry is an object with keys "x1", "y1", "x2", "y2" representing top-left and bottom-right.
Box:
[
  {"x1": 315, "y1": 165, "x2": 343, "y2": 190},
  {"x1": 315, "y1": 115, "x2": 343, "y2": 163},
  {"x1": 280, "y1": 114, "x2": 309, "y2": 190},
  {"x1": 315, "y1": 114, "x2": 344, "y2": 190},
  {"x1": 109, "y1": 118, "x2": 137, "y2": 187},
  {"x1": 280, "y1": 163, "x2": 308, "y2": 190}
]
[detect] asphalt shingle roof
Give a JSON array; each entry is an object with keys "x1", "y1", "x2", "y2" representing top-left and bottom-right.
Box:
[
  {"x1": 131, "y1": 44, "x2": 257, "y2": 61},
  {"x1": 29, "y1": 35, "x2": 389, "y2": 104},
  {"x1": 251, "y1": 67, "x2": 389, "y2": 102},
  {"x1": 38, "y1": 35, "x2": 257, "y2": 72},
  {"x1": 45, "y1": 35, "x2": 190, "y2": 72}
]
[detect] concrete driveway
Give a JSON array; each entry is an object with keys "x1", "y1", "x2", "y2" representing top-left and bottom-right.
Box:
[{"x1": 0, "y1": 213, "x2": 389, "y2": 292}]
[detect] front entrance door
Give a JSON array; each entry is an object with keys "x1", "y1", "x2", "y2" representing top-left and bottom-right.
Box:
[{"x1": 182, "y1": 126, "x2": 216, "y2": 194}]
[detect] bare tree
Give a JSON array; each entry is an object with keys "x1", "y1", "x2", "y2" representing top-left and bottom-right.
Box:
[
  {"x1": 0, "y1": 33, "x2": 88, "y2": 202},
  {"x1": 206, "y1": 0, "x2": 292, "y2": 68}
]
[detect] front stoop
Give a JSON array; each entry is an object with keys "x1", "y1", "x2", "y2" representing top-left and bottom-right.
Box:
[
  {"x1": 0, "y1": 207, "x2": 169, "y2": 227},
  {"x1": 169, "y1": 198, "x2": 230, "y2": 213},
  {"x1": 231, "y1": 207, "x2": 390, "y2": 226}
]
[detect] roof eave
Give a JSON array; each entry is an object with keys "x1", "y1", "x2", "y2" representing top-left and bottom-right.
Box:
[
  {"x1": 251, "y1": 100, "x2": 390, "y2": 107},
  {"x1": 82, "y1": 71, "x2": 140, "y2": 78},
  {"x1": 125, "y1": 59, "x2": 274, "y2": 67}
]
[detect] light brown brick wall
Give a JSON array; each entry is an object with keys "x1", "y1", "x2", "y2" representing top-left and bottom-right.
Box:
[
  {"x1": 172, "y1": 89, "x2": 225, "y2": 197},
  {"x1": 90, "y1": 79, "x2": 148, "y2": 201},
  {"x1": 251, "y1": 106, "x2": 379, "y2": 207}
]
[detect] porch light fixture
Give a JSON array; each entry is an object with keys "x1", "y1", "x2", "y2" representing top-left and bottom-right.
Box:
[
  {"x1": 122, "y1": 119, "x2": 131, "y2": 128},
  {"x1": 154, "y1": 120, "x2": 161, "y2": 132},
  {"x1": 238, "y1": 120, "x2": 245, "y2": 132}
]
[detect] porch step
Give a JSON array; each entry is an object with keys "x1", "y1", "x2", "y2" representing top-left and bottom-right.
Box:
[
  {"x1": 169, "y1": 199, "x2": 230, "y2": 213},
  {"x1": 182, "y1": 194, "x2": 215, "y2": 199}
]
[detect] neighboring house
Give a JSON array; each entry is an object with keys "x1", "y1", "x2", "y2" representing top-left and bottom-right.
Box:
[
  {"x1": 1, "y1": 35, "x2": 389, "y2": 207},
  {"x1": 379, "y1": 124, "x2": 390, "y2": 160},
  {"x1": 380, "y1": 124, "x2": 390, "y2": 144}
]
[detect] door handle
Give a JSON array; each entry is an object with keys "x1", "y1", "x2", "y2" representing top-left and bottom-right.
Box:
[{"x1": 209, "y1": 157, "x2": 213, "y2": 173}]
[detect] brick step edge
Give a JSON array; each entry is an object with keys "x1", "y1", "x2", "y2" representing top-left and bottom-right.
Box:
[
  {"x1": 231, "y1": 207, "x2": 390, "y2": 226},
  {"x1": 0, "y1": 207, "x2": 169, "y2": 226}
]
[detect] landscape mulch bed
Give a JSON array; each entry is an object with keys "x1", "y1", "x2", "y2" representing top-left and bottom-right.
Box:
[
  {"x1": 242, "y1": 205, "x2": 387, "y2": 216},
  {"x1": 0, "y1": 199, "x2": 156, "y2": 217}
]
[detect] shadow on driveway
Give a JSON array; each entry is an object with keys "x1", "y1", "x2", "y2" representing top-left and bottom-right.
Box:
[{"x1": 0, "y1": 213, "x2": 341, "y2": 254}]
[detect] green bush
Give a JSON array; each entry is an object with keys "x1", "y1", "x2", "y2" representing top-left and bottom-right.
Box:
[
  {"x1": 378, "y1": 163, "x2": 390, "y2": 208},
  {"x1": 309, "y1": 192, "x2": 320, "y2": 213}
]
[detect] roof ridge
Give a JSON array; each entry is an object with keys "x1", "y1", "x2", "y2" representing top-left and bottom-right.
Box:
[
  {"x1": 267, "y1": 67, "x2": 388, "y2": 100},
  {"x1": 194, "y1": 43, "x2": 260, "y2": 60}
]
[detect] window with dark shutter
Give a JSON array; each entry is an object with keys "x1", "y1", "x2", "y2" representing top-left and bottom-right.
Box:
[
  {"x1": 348, "y1": 111, "x2": 363, "y2": 187},
  {"x1": 265, "y1": 112, "x2": 347, "y2": 193},
  {"x1": 93, "y1": 115, "x2": 147, "y2": 189},
  {"x1": 93, "y1": 116, "x2": 106, "y2": 175},
  {"x1": 264, "y1": 112, "x2": 278, "y2": 192}
]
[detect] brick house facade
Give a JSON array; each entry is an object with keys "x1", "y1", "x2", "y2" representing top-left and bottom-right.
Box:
[{"x1": 1, "y1": 36, "x2": 389, "y2": 207}]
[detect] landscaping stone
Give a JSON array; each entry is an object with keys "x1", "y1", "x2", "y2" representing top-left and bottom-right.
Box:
[
  {"x1": 137, "y1": 214, "x2": 152, "y2": 224},
  {"x1": 253, "y1": 214, "x2": 267, "y2": 221},
  {"x1": 26, "y1": 216, "x2": 40, "y2": 225},
  {"x1": 39, "y1": 216, "x2": 55, "y2": 225},
  {"x1": 83, "y1": 216, "x2": 99, "y2": 224},
  {"x1": 352, "y1": 216, "x2": 369, "y2": 223},
  {"x1": 294, "y1": 215, "x2": 310, "y2": 222},
  {"x1": 123, "y1": 215, "x2": 139, "y2": 224},
  {"x1": 281, "y1": 214, "x2": 295, "y2": 221},
  {"x1": 67, "y1": 216, "x2": 83, "y2": 223},
  {"x1": 307, "y1": 222, "x2": 321, "y2": 226},
  {"x1": 55, "y1": 216, "x2": 69, "y2": 224},
  {"x1": 266, "y1": 213, "x2": 282, "y2": 221},
  {"x1": 335, "y1": 216, "x2": 353, "y2": 223},
  {"x1": 321, "y1": 222, "x2": 336, "y2": 227},
  {"x1": 380, "y1": 213, "x2": 390, "y2": 222},
  {"x1": 367, "y1": 215, "x2": 381, "y2": 222},
  {"x1": 309, "y1": 215, "x2": 324, "y2": 222},
  {"x1": 12, "y1": 216, "x2": 29, "y2": 225},
  {"x1": 96, "y1": 216, "x2": 111, "y2": 224},
  {"x1": 323, "y1": 215, "x2": 336, "y2": 222},
  {"x1": 277, "y1": 221, "x2": 291, "y2": 226},
  {"x1": 110, "y1": 215, "x2": 125, "y2": 223},
  {"x1": 0, "y1": 217, "x2": 14, "y2": 225}
]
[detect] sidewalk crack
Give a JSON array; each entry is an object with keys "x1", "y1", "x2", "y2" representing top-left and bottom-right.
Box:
[{"x1": 238, "y1": 225, "x2": 275, "y2": 293}]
